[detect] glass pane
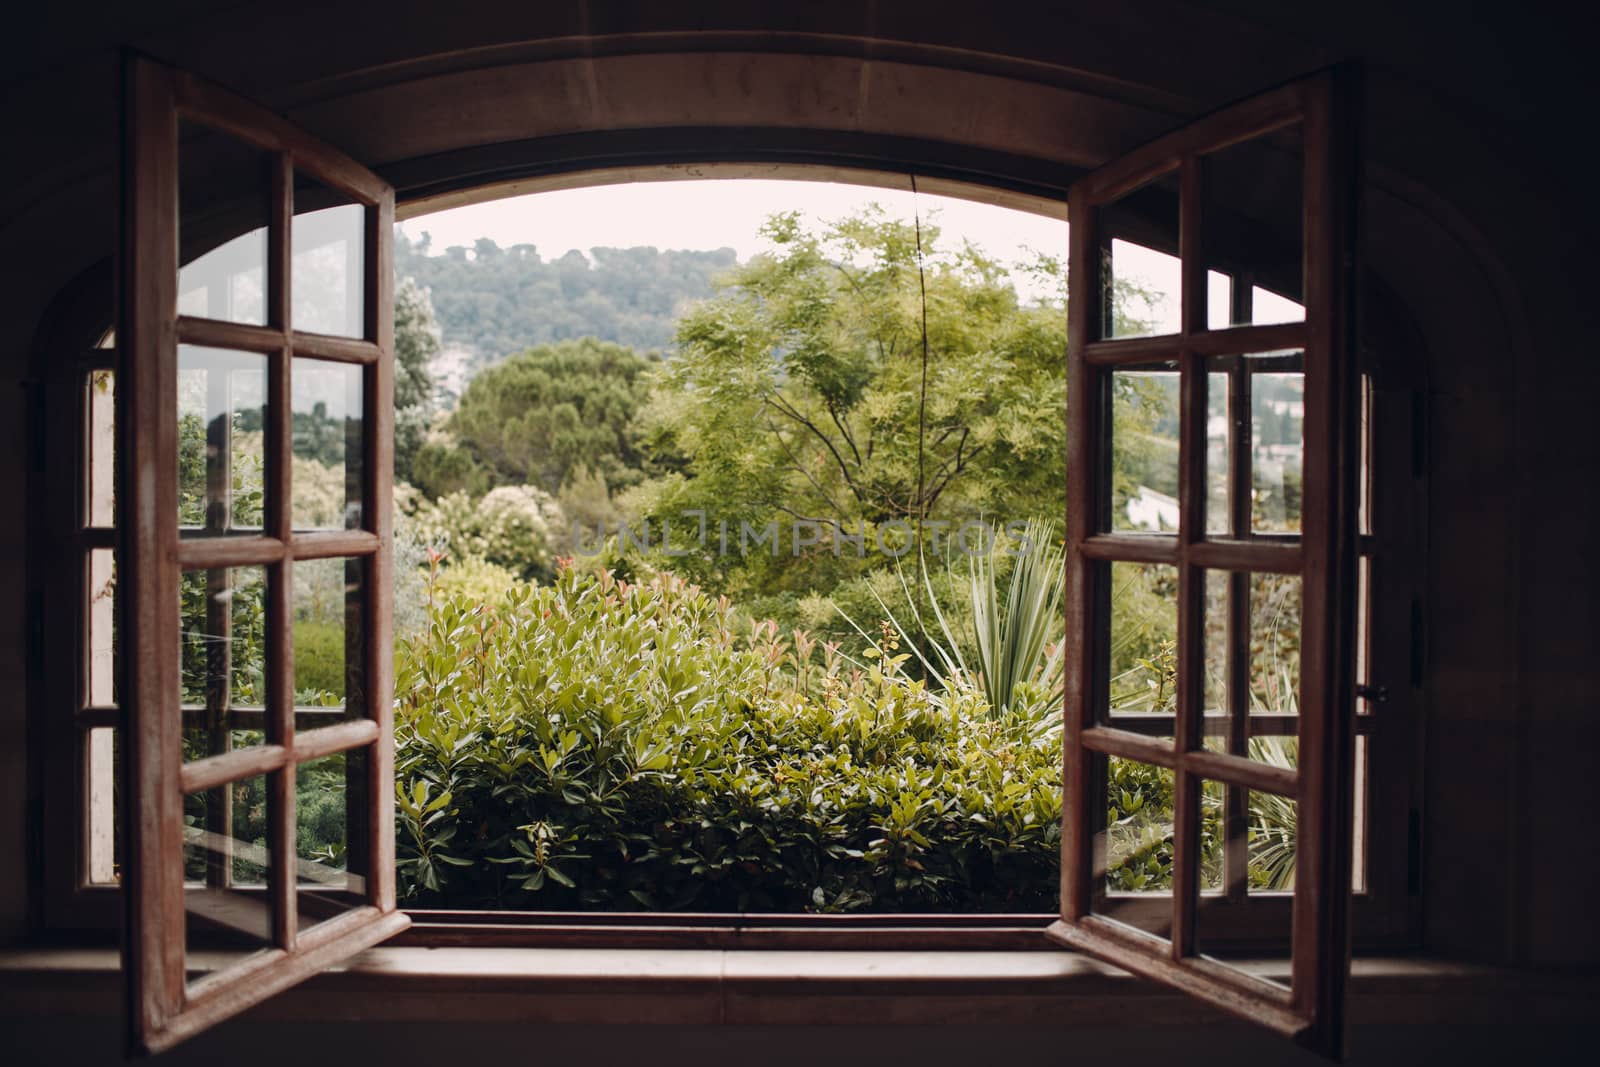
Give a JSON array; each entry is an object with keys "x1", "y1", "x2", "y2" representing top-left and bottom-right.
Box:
[
  {"x1": 1205, "y1": 271, "x2": 1232, "y2": 331},
  {"x1": 1201, "y1": 568, "x2": 1301, "y2": 767},
  {"x1": 1106, "y1": 562, "x2": 1178, "y2": 718},
  {"x1": 1204, "y1": 369, "x2": 1230, "y2": 535},
  {"x1": 1108, "y1": 365, "x2": 1180, "y2": 533},
  {"x1": 1250, "y1": 361, "x2": 1304, "y2": 533},
  {"x1": 1196, "y1": 779, "x2": 1295, "y2": 986},
  {"x1": 184, "y1": 773, "x2": 274, "y2": 981},
  {"x1": 292, "y1": 358, "x2": 364, "y2": 530},
  {"x1": 1202, "y1": 124, "x2": 1304, "y2": 329},
  {"x1": 293, "y1": 175, "x2": 366, "y2": 338},
  {"x1": 180, "y1": 566, "x2": 269, "y2": 761},
  {"x1": 1096, "y1": 169, "x2": 1182, "y2": 339},
  {"x1": 297, "y1": 749, "x2": 371, "y2": 930},
  {"x1": 86, "y1": 369, "x2": 115, "y2": 527},
  {"x1": 1352, "y1": 734, "x2": 1369, "y2": 893},
  {"x1": 1104, "y1": 757, "x2": 1175, "y2": 895},
  {"x1": 1356, "y1": 554, "x2": 1371, "y2": 714},
  {"x1": 178, "y1": 346, "x2": 268, "y2": 535},
  {"x1": 294, "y1": 556, "x2": 364, "y2": 722},
  {"x1": 87, "y1": 548, "x2": 117, "y2": 707},
  {"x1": 178, "y1": 122, "x2": 270, "y2": 327},
  {"x1": 86, "y1": 726, "x2": 119, "y2": 885}
]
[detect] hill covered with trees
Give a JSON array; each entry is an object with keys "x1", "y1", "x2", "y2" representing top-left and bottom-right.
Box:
[{"x1": 395, "y1": 229, "x2": 738, "y2": 366}]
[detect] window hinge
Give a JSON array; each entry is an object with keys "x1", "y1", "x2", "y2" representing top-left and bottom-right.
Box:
[{"x1": 1355, "y1": 684, "x2": 1388, "y2": 703}]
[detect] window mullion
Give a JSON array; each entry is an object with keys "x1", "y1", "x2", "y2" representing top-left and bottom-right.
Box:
[
  {"x1": 266, "y1": 149, "x2": 297, "y2": 952},
  {"x1": 1170, "y1": 154, "x2": 1207, "y2": 961}
]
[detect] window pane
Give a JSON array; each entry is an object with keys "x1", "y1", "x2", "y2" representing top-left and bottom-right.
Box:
[
  {"x1": 1106, "y1": 562, "x2": 1179, "y2": 718},
  {"x1": 292, "y1": 358, "x2": 364, "y2": 530},
  {"x1": 1108, "y1": 365, "x2": 1180, "y2": 533},
  {"x1": 178, "y1": 122, "x2": 270, "y2": 327},
  {"x1": 294, "y1": 556, "x2": 365, "y2": 725},
  {"x1": 1200, "y1": 568, "x2": 1302, "y2": 768},
  {"x1": 1096, "y1": 170, "x2": 1182, "y2": 339},
  {"x1": 178, "y1": 346, "x2": 268, "y2": 535},
  {"x1": 184, "y1": 773, "x2": 274, "y2": 982},
  {"x1": 1204, "y1": 369, "x2": 1230, "y2": 535},
  {"x1": 1202, "y1": 124, "x2": 1304, "y2": 329},
  {"x1": 1104, "y1": 757, "x2": 1175, "y2": 894},
  {"x1": 297, "y1": 749, "x2": 371, "y2": 930},
  {"x1": 86, "y1": 369, "x2": 116, "y2": 527},
  {"x1": 180, "y1": 566, "x2": 269, "y2": 760},
  {"x1": 1251, "y1": 364, "x2": 1304, "y2": 533},
  {"x1": 293, "y1": 174, "x2": 366, "y2": 338},
  {"x1": 87, "y1": 548, "x2": 117, "y2": 707},
  {"x1": 86, "y1": 726, "x2": 119, "y2": 886},
  {"x1": 1195, "y1": 779, "x2": 1295, "y2": 984}
]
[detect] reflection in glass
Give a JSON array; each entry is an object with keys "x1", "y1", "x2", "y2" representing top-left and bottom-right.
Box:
[
  {"x1": 1107, "y1": 562, "x2": 1178, "y2": 714},
  {"x1": 293, "y1": 175, "x2": 365, "y2": 338},
  {"x1": 1251, "y1": 369, "x2": 1304, "y2": 533},
  {"x1": 177, "y1": 347, "x2": 268, "y2": 534},
  {"x1": 292, "y1": 359, "x2": 363, "y2": 530},
  {"x1": 1109, "y1": 367, "x2": 1180, "y2": 532},
  {"x1": 294, "y1": 556, "x2": 363, "y2": 721},
  {"x1": 1202, "y1": 124, "x2": 1305, "y2": 329},
  {"x1": 178, "y1": 122, "x2": 270, "y2": 326},
  {"x1": 1205, "y1": 371, "x2": 1230, "y2": 534},
  {"x1": 1097, "y1": 170, "x2": 1182, "y2": 340},
  {"x1": 180, "y1": 566, "x2": 268, "y2": 761},
  {"x1": 184, "y1": 774, "x2": 274, "y2": 981},
  {"x1": 1195, "y1": 781, "x2": 1296, "y2": 981},
  {"x1": 297, "y1": 750, "x2": 370, "y2": 930}
]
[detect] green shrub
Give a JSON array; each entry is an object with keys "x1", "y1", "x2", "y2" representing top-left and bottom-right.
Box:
[
  {"x1": 293, "y1": 620, "x2": 346, "y2": 700},
  {"x1": 394, "y1": 564, "x2": 1064, "y2": 911},
  {"x1": 392, "y1": 563, "x2": 1295, "y2": 910}
]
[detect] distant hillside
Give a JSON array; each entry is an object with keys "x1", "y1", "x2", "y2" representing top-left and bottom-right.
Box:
[{"x1": 395, "y1": 230, "x2": 738, "y2": 367}]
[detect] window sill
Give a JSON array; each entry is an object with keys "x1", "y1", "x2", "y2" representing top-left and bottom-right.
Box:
[{"x1": 2, "y1": 945, "x2": 1595, "y2": 1027}]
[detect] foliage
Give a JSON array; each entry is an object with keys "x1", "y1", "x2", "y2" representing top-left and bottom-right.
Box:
[
  {"x1": 394, "y1": 564, "x2": 1064, "y2": 910},
  {"x1": 395, "y1": 231, "x2": 738, "y2": 362},
  {"x1": 632, "y1": 208, "x2": 1070, "y2": 596},
  {"x1": 394, "y1": 277, "x2": 442, "y2": 483},
  {"x1": 403, "y1": 484, "x2": 566, "y2": 582},
  {"x1": 837, "y1": 520, "x2": 1065, "y2": 722},
  {"x1": 449, "y1": 337, "x2": 656, "y2": 495}
]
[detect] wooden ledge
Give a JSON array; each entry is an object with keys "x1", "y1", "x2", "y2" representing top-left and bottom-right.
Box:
[{"x1": 1, "y1": 947, "x2": 1595, "y2": 1027}]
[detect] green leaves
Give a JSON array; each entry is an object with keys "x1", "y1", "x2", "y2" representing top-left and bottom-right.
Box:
[{"x1": 392, "y1": 564, "x2": 1065, "y2": 912}]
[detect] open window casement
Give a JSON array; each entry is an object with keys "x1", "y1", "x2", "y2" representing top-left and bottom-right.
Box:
[
  {"x1": 1048, "y1": 69, "x2": 1361, "y2": 1058},
  {"x1": 118, "y1": 54, "x2": 408, "y2": 1054}
]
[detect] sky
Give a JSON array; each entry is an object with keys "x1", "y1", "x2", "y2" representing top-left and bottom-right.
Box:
[
  {"x1": 399, "y1": 178, "x2": 1063, "y2": 268},
  {"x1": 395, "y1": 177, "x2": 1301, "y2": 329}
]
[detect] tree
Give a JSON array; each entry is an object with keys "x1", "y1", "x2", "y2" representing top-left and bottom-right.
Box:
[
  {"x1": 632, "y1": 207, "x2": 1071, "y2": 595},
  {"x1": 448, "y1": 337, "x2": 655, "y2": 495},
  {"x1": 393, "y1": 277, "x2": 441, "y2": 483}
]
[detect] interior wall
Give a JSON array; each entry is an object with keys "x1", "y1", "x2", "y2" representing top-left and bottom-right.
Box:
[{"x1": 1, "y1": 0, "x2": 1595, "y2": 986}]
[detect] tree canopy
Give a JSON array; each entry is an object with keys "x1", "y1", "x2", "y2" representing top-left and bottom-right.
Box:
[{"x1": 631, "y1": 208, "x2": 1069, "y2": 594}]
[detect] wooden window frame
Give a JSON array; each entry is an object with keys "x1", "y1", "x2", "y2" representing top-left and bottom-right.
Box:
[
  {"x1": 111, "y1": 55, "x2": 408, "y2": 1053},
  {"x1": 1047, "y1": 69, "x2": 1367, "y2": 1056},
  {"x1": 23, "y1": 58, "x2": 1420, "y2": 1052}
]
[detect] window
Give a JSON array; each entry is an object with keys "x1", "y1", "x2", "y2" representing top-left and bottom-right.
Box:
[
  {"x1": 29, "y1": 58, "x2": 1405, "y2": 1056},
  {"x1": 1049, "y1": 69, "x2": 1368, "y2": 1055}
]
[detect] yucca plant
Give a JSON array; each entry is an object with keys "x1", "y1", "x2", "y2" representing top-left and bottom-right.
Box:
[{"x1": 837, "y1": 518, "x2": 1065, "y2": 725}]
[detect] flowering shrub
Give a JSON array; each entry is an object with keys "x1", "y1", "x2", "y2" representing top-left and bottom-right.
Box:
[{"x1": 404, "y1": 484, "x2": 565, "y2": 581}]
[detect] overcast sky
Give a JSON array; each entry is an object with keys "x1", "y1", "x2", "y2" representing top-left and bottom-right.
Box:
[{"x1": 398, "y1": 178, "x2": 1065, "y2": 268}]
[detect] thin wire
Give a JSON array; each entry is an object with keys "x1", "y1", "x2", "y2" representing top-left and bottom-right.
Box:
[{"x1": 911, "y1": 174, "x2": 930, "y2": 534}]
